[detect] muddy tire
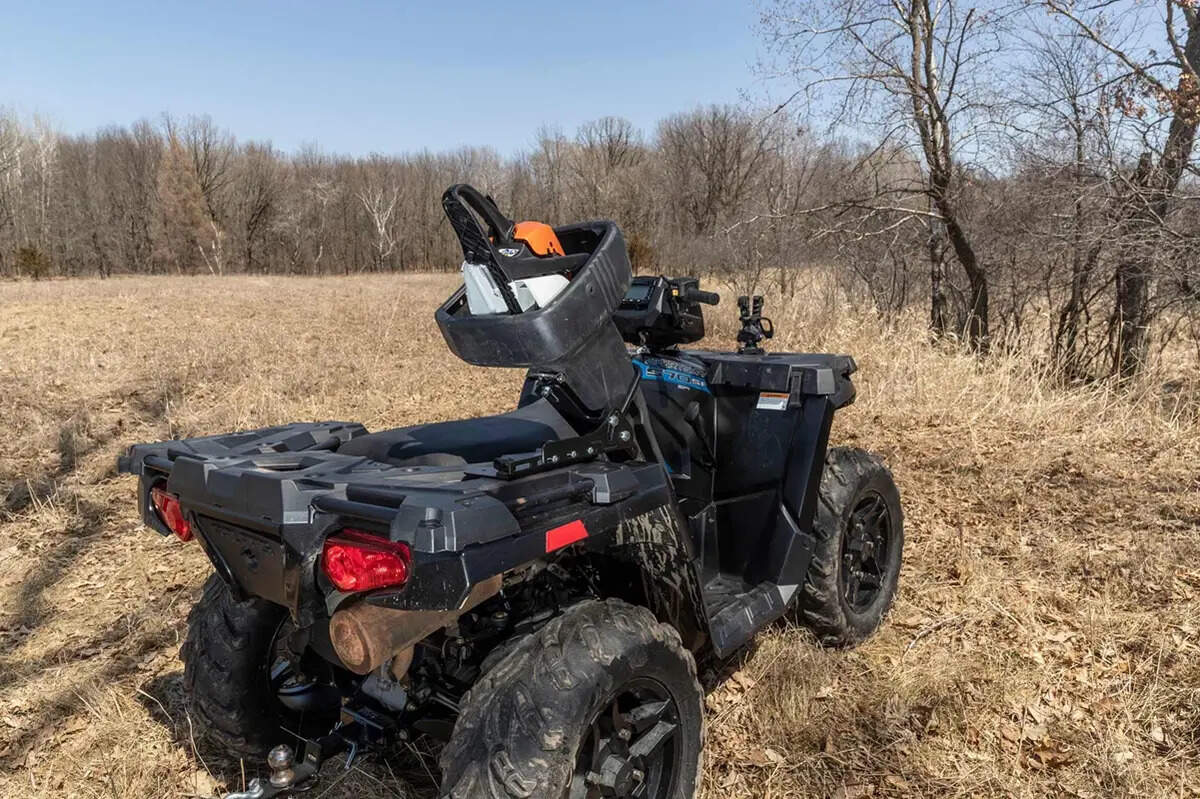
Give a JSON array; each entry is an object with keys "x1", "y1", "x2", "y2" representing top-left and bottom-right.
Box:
[
  {"x1": 440, "y1": 599, "x2": 704, "y2": 799},
  {"x1": 181, "y1": 575, "x2": 337, "y2": 759},
  {"x1": 795, "y1": 446, "x2": 903, "y2": 646}
]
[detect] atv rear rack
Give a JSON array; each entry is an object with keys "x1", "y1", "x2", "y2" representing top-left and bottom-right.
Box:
[{"x1": 118, "y1": 420, "x2": 671, "y2": 619}]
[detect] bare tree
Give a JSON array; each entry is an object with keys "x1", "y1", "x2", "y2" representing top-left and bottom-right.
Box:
[
  {"x1": 1044, "y1": 0, "x2": 1200, "y2": 377},
  {"x1": 657, "y1": 105, "x2": 778, "y2": 235},
  {"x1": 528, "y1": 127, "x2": 570, "y2": 222},
  {"x1": 355, "y1": 157, "x2": 401, "y2": 272},
  {"x1": 761, "y1": 0, "x2": 1011, "y2": 350},
  {"x1": 1005, "y1": 23, "x2": 1118, "y2": 376},
  {"x1": 276, "y1": 144, "x2": 336, "y2": 274},
  {"x1": 0, "y1": 111, "x2": 21, "y2": 275},
  {"x1": 571, "y1": 117, "x2": 645, "y2": 218},
  {"x1": 154, "y1": 134, "x2": 212, "y2": 273},
  {"x1": 236, "y1": 142, "x2": 280, "y2": 273}
]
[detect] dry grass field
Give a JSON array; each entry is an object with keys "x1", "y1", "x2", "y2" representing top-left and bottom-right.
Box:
[{"x1": 1, "y1": 273, "x2": 1198, "y2": 799}]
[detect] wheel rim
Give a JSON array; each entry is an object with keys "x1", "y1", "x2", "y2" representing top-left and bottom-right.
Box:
[
  {"x1": 267, "y1": 620, "x2": 342, "y2": 727},
  {"x1": 565, "y1": 677, "x2": 682, "y2": 799},
  {"x1": 840, "y1": 491, "x2": 893, "y2": 612}
]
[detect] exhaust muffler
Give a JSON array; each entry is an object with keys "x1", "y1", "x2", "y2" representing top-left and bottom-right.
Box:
[{"x1": 329, "y1": 576, "x2": 502, "y2": 674}]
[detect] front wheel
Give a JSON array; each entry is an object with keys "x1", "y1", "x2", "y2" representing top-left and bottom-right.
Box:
[
  {"x1": 794, "y1": 446, "x2": 904, "y2": 646},
  {"x1": 440, "y1": 599, "x2": 704, "y2": 798}
]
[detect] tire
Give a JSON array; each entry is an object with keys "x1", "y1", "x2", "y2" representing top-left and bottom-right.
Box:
[
  {"x1": 795, "y1": 446, "x2": 903, "y2": 647},
  {"x1": 181, "y1": 575, "x2": 339, "y2": 759},
  {"x1": 440, "y1": 599, "x2": 704, "y2": 799}
]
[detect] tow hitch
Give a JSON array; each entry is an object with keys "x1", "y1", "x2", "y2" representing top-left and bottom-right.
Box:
[{"x1": 219, "y1": 723, "x2": 362, "y2": 799}]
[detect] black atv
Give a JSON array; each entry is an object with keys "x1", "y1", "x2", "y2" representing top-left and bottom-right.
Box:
[{"x1": 118, "y1": 185, "x2": 903, "y2": 799}]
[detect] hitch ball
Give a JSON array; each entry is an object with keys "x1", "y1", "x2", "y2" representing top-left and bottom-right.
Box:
[{"x1": 267, "y1": 744, "x2": 296, "y2": 788}]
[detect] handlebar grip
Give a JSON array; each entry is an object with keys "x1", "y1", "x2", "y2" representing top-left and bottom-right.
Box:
[{"x1": 684, "y1": 288, "x2": 720, "y2": 306}]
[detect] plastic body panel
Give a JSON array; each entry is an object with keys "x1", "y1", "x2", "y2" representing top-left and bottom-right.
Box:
[
  {"x1": 632, "y1": 352, "x2": 714, "y2": 503},
  {"x1": 654, "y1": 350, "x2": 855, "y2": 656}
]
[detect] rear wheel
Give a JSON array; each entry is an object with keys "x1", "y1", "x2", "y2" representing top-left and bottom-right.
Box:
[
  {"x1": 181, "y1": 575, "x2": 342, "y2": 758},
  {"x1": 795, "y1": 447, "x2": 903, "y2": 646},
  {"x1": 440, "y1": 599, "x2": 704, "y2": 798}
]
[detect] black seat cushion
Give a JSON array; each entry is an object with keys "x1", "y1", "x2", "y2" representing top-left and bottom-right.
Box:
[{"x1": 338, "y1": 399, "x2": 575, "y2": 466}]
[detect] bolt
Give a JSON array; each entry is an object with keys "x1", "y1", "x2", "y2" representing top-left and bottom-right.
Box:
[
  {"x1": 619, "y1": 430, "x2": 631, "y2": 442},
  {"x1": 587, "y1": 446, "x2": 595, "y2": 455},
  {"x1": 607, "y1": 414, "x2": 619, "y2": 426},
  {"x1": 617, "y1": 727, "x2": 632, "y2": 742},
  {"x1": 549, "y1": 455, "x2": 560, "y2": 464},
  {"x1": 631, "y1": 769, "x2": 645, "y2": 783}
]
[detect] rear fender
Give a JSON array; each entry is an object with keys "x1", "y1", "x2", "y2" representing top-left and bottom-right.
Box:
[
  {"x1": 367, "y1": 464, "x2": 711, "y2": 652},
  {"x1": 606, "y1": 504, "x2": 709, "y2": 652}
]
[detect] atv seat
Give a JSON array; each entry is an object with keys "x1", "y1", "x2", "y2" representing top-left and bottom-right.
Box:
[{"x1": 337, "y1": 399, "x2": 576, "y2": 467}]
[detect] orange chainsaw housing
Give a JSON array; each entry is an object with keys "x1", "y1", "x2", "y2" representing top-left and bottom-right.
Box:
[{"x1": 512, "y1": 221, "x2": 564, "y2": 257}]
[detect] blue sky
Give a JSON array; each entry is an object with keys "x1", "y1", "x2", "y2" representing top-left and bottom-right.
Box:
[{"x1": 1, "y1": 0, "x2": 769, "y2": 156}]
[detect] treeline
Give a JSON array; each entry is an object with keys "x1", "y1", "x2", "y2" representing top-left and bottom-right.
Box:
[
  {"x1": 0, "y1": 109, "x2": 793, "y2": 276},
  {"x1": 2, "y1": 0, "x2": 1199, "y2": 380}
]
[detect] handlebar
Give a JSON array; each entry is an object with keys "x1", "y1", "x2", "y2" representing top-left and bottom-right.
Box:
[{"x1": 683, "y1": 287, "x2": 720, "y2": 306}]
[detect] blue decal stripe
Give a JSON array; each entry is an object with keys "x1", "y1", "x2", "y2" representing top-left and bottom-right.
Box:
[{"x1": 633, "y1": 358, "x2": 712, "y2": 393}]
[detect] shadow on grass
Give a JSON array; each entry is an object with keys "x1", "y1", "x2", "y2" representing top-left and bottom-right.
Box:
[
  {"x1": 136, "y1": 670, "x2": 441, "y2": 799},
  {"x1": 1, "y1": 379, "x2": 183, "y2": 640},
  {"x1": 0, "y1": 595, "x2": 180, "y2": 769}
]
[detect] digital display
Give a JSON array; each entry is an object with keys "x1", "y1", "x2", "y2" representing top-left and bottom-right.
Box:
[{"x1": 623, "y1": 283, "x2": 654, "y2": 304}]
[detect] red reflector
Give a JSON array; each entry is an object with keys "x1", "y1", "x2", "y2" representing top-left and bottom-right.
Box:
[
  {"x1": 322, "y1": 529, "x2": 411, "y2": 593},
  {"x1": 545, "y1": 520, "x2": 588, "y2": 552},
  {"x1": 151, "y1": 486, "x2": 192, "y2": 542}
]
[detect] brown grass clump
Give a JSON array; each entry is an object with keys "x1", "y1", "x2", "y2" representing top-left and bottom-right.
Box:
[{"x1": 1, "y1": 274, "x2": 1197, "y2": 799}]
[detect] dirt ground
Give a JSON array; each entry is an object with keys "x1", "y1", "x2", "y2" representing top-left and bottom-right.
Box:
[{"x1": 1, "y1": 274, "x2": 1198, "y2": 799}]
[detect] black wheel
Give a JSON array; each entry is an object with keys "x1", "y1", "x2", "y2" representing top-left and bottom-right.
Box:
[
  {"x1": 440, "y1": 599, "x2": 703, "y2": 799},
  {"x1": 795, "y1": 447, "x2": 903, "y2": 646},
  {"x1": 181, "y1": 575, "x2": 342, "y2": 758}
]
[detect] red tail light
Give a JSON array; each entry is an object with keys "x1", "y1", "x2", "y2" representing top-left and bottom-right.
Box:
[
  {"x1": 150, "y1": 486, "x2": 192, "y2": 542},
  {"x1": 322, "y1": 529, "x2": 411, "y2": 592}
]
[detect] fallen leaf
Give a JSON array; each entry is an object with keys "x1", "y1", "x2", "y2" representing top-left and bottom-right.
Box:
[{"x1": 1026, "y1": 743, "x2": 1073, "y2": 770}]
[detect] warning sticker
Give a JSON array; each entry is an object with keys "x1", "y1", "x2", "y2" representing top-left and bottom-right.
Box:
[{"x1": 756, "y1": 391, "x2": 789, "y2": 411}]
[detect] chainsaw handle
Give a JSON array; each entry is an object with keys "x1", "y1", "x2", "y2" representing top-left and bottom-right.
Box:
[
  {"x1": 444, "y1": 184, "x2": 515, "y2": 245},
  {"x1": 442, "y1": 184, "x2": 522, "y2": 312}
]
